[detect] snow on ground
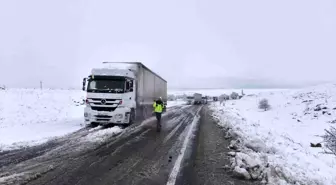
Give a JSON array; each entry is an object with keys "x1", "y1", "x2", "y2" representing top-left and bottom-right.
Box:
[
  {"x1": 167, "y1": 100, "x2": 186, "y2": 108},
  {"x1": 0, "y1": 88, "x2": 85, "y2": 151},
  {"x1": 211, "y1": 84, "x2": 336, "y2": 184},
  {"x1": 82, "y1": 126, "x2": 124, "y2": 144}
]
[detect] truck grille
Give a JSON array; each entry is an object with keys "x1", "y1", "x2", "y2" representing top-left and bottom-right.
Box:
[
  {"x1": 91, "y1": 98, "x2": 117, "y2": 101},
  {"x1": 92, "y1": 102, "x2": 115, "y2": 105},
  {"x1": 95, "y1": 115, "x2": 112, "y2": 118},
  {"x1": 91, "y1": 107, "x2": 117, "y2": 112},
  {"x1": 88, "y1": 98, "x2": 121, "y2": 112}
]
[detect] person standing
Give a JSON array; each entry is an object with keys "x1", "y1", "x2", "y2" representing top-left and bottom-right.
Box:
[{"x1": 153, "y1": 97, "x2": 164, "y2": 132}]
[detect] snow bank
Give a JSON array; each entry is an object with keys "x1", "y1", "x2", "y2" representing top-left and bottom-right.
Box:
[
  {"x1": 211, "y1": 84, "x2": 336, "y2": 185},
  {"x1": 0, "y1": 89, "x2": 85, "y2": 151},
  {"x1": 82, "y1": 126, "x2": 123, "y2": 144}
]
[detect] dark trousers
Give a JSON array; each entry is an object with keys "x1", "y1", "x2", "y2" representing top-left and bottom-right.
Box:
[
  {"x1": 155, "y1": 112, "x2": 162, "y2": 123},
  {"x1": 155, "y1": 112, "x2": 162, "y2": 131}
]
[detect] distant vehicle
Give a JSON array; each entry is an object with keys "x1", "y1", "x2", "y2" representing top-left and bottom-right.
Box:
[
  {"x1": 186, "y1": 96, "x2": 194, "y2": 105},
  {"x1": 202, "y1": 96, "x2": 208, "y2": 104},
  {"x1": 213, "y1": 96, "x2": 218, "y2": 101},
  {"x1": 219, "y1": 94, "x2": 230, "y2": 101},
  {"x1": 82, "y1": 62, "x2": 167, "y2": 127},
  {"x1": 194, "y1": 93, "x2": 202, "y2": 105}
]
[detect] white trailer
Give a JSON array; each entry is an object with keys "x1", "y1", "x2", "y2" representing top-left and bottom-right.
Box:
[
  {"x1": 82, "y1": 62, "x2": 167, "y2": 126},
  {"x1": 193, "y1": 93, "x2": 202, "y2": 105}
]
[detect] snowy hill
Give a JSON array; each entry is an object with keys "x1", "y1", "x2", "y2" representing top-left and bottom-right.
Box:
[
  {"x1": 211, "y1": 84, "x2": 336, "y2": 184},
  {"x1": 169, "y1": 88, "x2": 288, "y2": 97},
  {"x1": 0, "y1": 89, "x2": 85, "y2": 151}
]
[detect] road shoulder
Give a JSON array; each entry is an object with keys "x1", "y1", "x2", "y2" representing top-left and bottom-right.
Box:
[{"x1": 182, "y1": 106, "x2": 260, "y2": 185}]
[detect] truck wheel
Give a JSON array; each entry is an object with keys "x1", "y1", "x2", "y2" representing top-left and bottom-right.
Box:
[
  {"x1": 90, "y1": 122, "x2": 99, "y2": 127},
  {"x1": 129, "y1": 109, "x2": 136, "y2": 125}
]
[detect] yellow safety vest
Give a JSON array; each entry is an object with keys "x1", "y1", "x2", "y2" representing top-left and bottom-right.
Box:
[{"x1": 153, "y1": 102, "x2": 164, "y2": 113}]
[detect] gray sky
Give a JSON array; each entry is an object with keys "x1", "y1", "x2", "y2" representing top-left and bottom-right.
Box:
[{"x1": 0, "y1": 0, "x2": 335, "y2": 89}]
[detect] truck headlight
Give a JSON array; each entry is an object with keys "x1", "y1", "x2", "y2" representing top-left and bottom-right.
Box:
[{"x1": 115, "y1": 114, "x2": 123, "y2": 119}]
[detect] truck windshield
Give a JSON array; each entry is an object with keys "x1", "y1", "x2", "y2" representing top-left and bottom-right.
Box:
[{"x1": 87, "y1": 79, "x2": 125, "y2": 93}]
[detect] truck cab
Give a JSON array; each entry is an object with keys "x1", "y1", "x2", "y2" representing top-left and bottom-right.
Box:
[
  {"x1": 83, "y1": 62, "x2": 167, "y2": 127},
  {"x1": 83, "y1": 67, "x2": 136, "y2": 126},
  {"x1": 186, "y1": 96, "x2": 194, "y2": 105}
]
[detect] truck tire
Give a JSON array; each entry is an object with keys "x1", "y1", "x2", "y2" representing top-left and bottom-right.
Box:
[
  {"x1": 128, "y1": 109, "x2": 136, "y2": 125},
  {"x1": 90, "y1": 122, "x2": 99, "y2": 127}
]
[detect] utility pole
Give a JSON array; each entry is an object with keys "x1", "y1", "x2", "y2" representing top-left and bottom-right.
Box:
[{"x1": 40, "y1": 81, "x2": 43, "y2": 90}]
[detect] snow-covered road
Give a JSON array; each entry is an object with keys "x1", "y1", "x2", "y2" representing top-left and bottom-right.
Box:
[
  {"x1": 0, "y1": 105, "x2": 196, "y2": 184},
  {"x1": 0, "y1": 104, "x2": 260, "y2": 185}
]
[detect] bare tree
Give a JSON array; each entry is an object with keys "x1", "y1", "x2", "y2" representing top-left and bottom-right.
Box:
[
  {"x1": 258, "y1": 98, "x2": 270, "y2": 111},
  {"x1": 323, "y1": 127, "x2": 336, "y2": 156}
]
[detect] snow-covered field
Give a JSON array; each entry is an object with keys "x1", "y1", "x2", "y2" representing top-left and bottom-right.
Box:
[
  {"x1": 0, "y1": 89, "x2": 85, "y2": 151},
  {"x1": 169, "y1": 88, "x2": 289, "y2": 97},
  {"x1": 167, "y1": 100, "x2": 186, "y2": 107},
  {"x1": 211, "y1": 84, "x2": 336, "y2": 184}
]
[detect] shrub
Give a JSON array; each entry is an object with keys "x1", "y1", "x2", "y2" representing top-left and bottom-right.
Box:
[
  {"x1": 258, "y1": 98, "x2": 270, "y2": 111},
  {"x1": 323, "y1": 126, "x2": 336, "y2": 156}
]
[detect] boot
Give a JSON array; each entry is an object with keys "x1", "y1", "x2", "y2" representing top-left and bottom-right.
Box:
[{"x1": 156, "y1": 122, "x2": 161, "y2": 132}]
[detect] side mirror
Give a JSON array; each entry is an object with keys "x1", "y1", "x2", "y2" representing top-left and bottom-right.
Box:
[
  {"x1": 82, "y1": 78, "x2": 87, "y2": 91},
  {"x1": 126, "y1": 80, "x2": 134, "y2": 92},
  {"x1": 129, "y1": 82, "x2": 133, "y2": 92}
]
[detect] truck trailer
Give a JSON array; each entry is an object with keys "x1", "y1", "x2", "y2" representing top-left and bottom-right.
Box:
[
  {"x1": 82, "y1": 62, "x2": 167, "y2": 126},
  {"x1": 193, "y1": 93, "x2": 202, "y2": 105}
]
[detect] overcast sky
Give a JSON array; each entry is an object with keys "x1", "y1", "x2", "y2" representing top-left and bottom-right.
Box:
[{"x1": 0, "y1": 0, "x2": 335, "y2": 89}]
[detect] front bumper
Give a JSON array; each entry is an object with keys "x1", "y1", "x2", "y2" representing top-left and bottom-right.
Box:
[{"x1": 84, "y1": 107, "x2": 131, "y2": 125}]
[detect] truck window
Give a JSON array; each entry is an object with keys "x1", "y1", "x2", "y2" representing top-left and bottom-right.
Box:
[{"x1": 87, "y1": 79, "x2": 125, "y2": 93}]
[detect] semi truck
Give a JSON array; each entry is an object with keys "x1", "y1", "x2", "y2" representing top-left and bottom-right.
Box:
[
  {"x1": 186, "y1": 96, "x2": 194, "y2": 105},
  {"x1": 82, "y1": 62, "x2": 167, "y2": 126},
  {"x1": 202, "y1": 96, "x2": 208, "y2": 104},
  {"x1": 193, "y1": 93, "x2": 202, "y2": 105}
]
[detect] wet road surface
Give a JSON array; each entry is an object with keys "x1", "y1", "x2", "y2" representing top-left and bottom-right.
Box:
[{"x1": 0, "y1": 105, "x2": 259, "y2": 185}]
